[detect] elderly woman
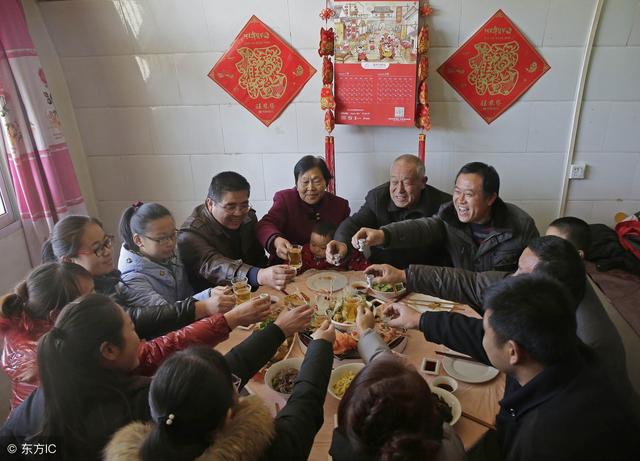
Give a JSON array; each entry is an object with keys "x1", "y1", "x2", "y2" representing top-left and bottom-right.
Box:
[{"x1": 257, "y1": 155, "x2": 350, "y2": 262}]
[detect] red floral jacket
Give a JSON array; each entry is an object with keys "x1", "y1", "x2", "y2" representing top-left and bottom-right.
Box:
[{"x1": 0, "y1": 311, "x2": 231, "y2": 412}]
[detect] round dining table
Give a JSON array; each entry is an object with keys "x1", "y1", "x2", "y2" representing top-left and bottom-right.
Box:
[{"x1": 215, "y1": 270, "x2": 505, "y2": 461}]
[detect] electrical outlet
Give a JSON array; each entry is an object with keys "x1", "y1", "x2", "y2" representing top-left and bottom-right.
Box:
[{"x1": 569, "y1": 163, "x2": 586, "y2": 180}]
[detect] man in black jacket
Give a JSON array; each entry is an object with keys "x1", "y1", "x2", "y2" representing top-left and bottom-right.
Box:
[
  {"x1": 353, "y1": 162, "x2": 539, "y2": 272},
  {"x1": 384, "y1": 275, "x2": 640, "y2": 461},
  {"x1": 326, "y1": 154, "x2": 451, "y2": 268}
]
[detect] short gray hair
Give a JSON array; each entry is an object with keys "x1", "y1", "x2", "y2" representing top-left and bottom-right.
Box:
[{"x1": 393, "y1": 154, "x2": 425, "y2": 178}]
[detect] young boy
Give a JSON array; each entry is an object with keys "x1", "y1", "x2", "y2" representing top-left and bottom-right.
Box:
[
  {"x1": 546, "y1": 216, "x2": 591, "y2": 258},
  {"x1": 301, "y1": 222, "x2": 368, "y2": 272}
]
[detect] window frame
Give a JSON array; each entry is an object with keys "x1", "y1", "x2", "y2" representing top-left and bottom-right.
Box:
[{"x1": 0, "y1": 139, "x2": 18, "y2": 232}]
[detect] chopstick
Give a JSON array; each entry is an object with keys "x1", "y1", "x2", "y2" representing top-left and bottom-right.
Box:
[
  {"x1": 405, "y1": 299, "x2": 456, "y2": 308},
  {"x1": 435, "y1": 350, "x2": 481, "y2": 364},
  {"x1": 462, "y1": 411, "x2": 496, "y2": 430}
]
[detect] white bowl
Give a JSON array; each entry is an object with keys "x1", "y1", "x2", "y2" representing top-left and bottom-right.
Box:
[
  {"x1": 371, "y1": 283, "x2": 407, "y2": 300},
  {"x1": 430, "y1": 386, "x2": 462, "y2": 425},
  {"x1": 264, "y1": 357, "x2": 303, "y2": 397},
  {"x1": 431, "y1": 376, "x2": 459, "y2": 393},
  {"x1": 328, "y1": 362, "x2": 365, "y2": 400},
  {"x1": 330, "y1": 318, "x2": 356, "y2": 332}
]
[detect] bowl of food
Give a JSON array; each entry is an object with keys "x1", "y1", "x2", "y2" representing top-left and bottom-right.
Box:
[
  {"x1": 430, "y1": 386, "x2": 462, "y2": 425},
  {"x1": 330, "y1": 295, "x2": 366, "y2": 331},
  {"x1": 431, "y1": 376, "x2": 459, "y2": 393},
  {"x1": 350, "y1": 281, "x2": 368, "y2": 295},
  {"x1": 371, "y1": 282, "x2": 406, "y2": 300},
  {"x1": 265, "y1": 357, "x2": 303, "y2": 397},
  {"x1": 328, "y1": 363, "x2": 365, "y2": 400}
]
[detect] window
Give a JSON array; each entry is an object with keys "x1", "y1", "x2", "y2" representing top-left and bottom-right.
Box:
[{"x1": 0, "y1": 142, "x2": 17, "y2": 231}]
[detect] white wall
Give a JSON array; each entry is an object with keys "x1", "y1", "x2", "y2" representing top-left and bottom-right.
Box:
[
  {"x1": 32, "y1": 0, "x2": 640, "y2": 241},
  {"x1": 0, "y1": 226, "x2": 32, "y2": 294}
]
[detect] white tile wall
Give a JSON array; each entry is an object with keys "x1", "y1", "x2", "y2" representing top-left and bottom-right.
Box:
[
  {"x1": 544, "y1": 0, "x2": 596, "y2": 46},
  {"x1": 0, "y1": 228, "x2": 33, "y2": 294},
  {"x1": 459, "y1": 0, "x2": 551, "y2": 46},
  {"x1": 76, "y1": 108, "x2": 153, "y2": 155},
  {"x1": 575, "y1": 101, "x2": 611, "y2": 152},
  {"x1": 595, "y1": 0, "x2": 638, "y2": 46},
  {"x1": 510, "y1": 200, "x2": 560, "y2": 231},
  {"x1": 39, "y1": 0, "x2": 133, "y2": 57},
  {"x1": 149, "y1": 106, "x2": 224, "y2": 154},
  {"x1": 36, "y1": 0, "x2": 640, "y2": 235}
]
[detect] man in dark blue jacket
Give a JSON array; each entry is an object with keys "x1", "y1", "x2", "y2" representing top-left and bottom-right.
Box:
[{"x1": 384, "y1": 275, "x2": 640, "y2": 461}]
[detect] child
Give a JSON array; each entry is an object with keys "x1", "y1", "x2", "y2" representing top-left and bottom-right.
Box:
[
  {"x1": 118, "y1": 202, "x2": 235, "y2": 309},
  {"x1": 301, "y1": 222, "x2": 368, "y2": 273}
]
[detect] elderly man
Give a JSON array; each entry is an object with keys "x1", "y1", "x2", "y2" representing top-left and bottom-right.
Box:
[
  {"x1": 179, "y1": 171, "x2": 295, "y2": 292},
  {"x1": 353, "y1": 162, "x2": 538, "y2": 272},
  {"x1": 326, "y1": 154, "x2": 451, "y2": 268}
]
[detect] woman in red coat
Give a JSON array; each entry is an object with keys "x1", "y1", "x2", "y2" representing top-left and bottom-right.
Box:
[
  {"x1": 0, "y1": 262, "x2": 269, "y2": 412},
  {"x1": 257, "y1": 155, "x2": 350, "y2": 263}
]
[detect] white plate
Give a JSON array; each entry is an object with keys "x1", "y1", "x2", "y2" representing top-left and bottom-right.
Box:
[
  {"x1": 442, "y1": 356, "x2": 499, "y2": 384},
  {"x1": 306, "y1": 271, "x2": 348, "y2": 292},
  {"x1": 430, "y1": 386, "x2": 462, "y2": 425}
]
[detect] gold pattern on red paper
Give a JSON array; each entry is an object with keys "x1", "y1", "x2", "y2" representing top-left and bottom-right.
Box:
[
  {"x1": 208, "y1": 16, "x2": 316, "y2": 127},
  {"x1": 437, "y1": 10, "x2": 550, "y2": 124}
]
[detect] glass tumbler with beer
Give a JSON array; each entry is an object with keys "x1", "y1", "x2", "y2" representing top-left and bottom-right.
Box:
[
  {"x1": 232, "y1": 275, "x2": 251, "y2": 305},
  {"x1": 287, "y1": 244, "x2": 303, "y2": 274}
]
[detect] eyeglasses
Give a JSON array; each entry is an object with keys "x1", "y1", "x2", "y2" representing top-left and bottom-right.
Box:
[
  {"x1": 215, "y1": 202, "x2": 251, "y2": 214},
  {"x1": 143, "y1": 229, "x2": 178, "y2": 244},
  {"x1": 77, "y1": 234, "x2": 114, "y2": 258}
]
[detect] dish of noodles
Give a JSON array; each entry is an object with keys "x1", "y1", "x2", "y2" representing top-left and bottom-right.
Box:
[{"x1": 331, "y1": 371, "x2": 356, "y2": 399}]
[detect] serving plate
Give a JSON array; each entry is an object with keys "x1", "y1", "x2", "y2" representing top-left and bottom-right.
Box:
[{"x1": 441, "y1": 356, "x2": 499, "y2": 384}]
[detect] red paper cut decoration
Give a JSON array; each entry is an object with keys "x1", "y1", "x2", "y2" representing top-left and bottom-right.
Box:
[
  {"x1": 437, "y1": 9, "x2": 550, "y2": 124},
  {"x1": 208, "y1": 16, "x2": 316, "y2": 127}
]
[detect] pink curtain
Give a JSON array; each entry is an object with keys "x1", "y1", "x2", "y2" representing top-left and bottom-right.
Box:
[{"x1": 0, "y1": 0, "x2": 86, "y2": 265}]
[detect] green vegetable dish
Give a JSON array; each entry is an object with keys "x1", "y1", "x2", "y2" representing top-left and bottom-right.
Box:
[{"x1": 372, "y1": 282, "x2": 405, "y2": 293}]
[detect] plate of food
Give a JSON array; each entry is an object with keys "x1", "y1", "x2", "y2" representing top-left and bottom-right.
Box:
[
  {"x1": 299, "y1": 316, "x2": 406, "y2": 361},
  {"x1": 430, "y1": 386, "x2": 462, "y2": 425},
  {"x1": 441, "y1": 356, "x2": 499, "y2": 384},
  {"x1": 328, "y1": 295, "x2": 368, "y2": 331},
  {"x1": 371, "y1": 282, "x2": 406, "y2": 300},
  {"x1": 306, "y1": 271, "x2": 348, "y2": 293}
]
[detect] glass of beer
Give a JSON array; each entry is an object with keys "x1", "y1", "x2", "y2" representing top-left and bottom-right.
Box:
[
  {"x1": 342, "y1": 295, "x2": 363, "y2": 323},
  {"x1": 288, "y1": 244, "x2": 303, "y2": 274},
  {"x1": 232, "y1": 276, "x2": 251, "y2": 305}
]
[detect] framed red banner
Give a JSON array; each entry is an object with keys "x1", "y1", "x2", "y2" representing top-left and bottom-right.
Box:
[
  {"x1": 437, "y1": 9, "x2": 550, "y2": 124},
  {"x1": 208, "y1": 16, "x2": 316, "y2": 127},
  {"x1": 333, "y1": 1, "x2": 419, "y2": 127}
]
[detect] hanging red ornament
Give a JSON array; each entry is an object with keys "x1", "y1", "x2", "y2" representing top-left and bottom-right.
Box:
[
  {"x1": 324, "y1": 109, "x2": 335, "y2": 134},
  {"x1": 320, "y1": 84, "x2": 336, "y2": 110},
  {"x1": 325, "y1": 135, "x2": 335, "y2": 194},
  {"x1": 415, "y1": 104, "x2": 431, "y2": 131},
  {"x1": 417, "y1": 26, "x2": 430, "y2": 54},
  {"x1": 418, "y1": 80, "x2": 428, "y2": 105},
  {"x1": 418, "y1": 133, "x2": 426, "y2": 162},
  {"x1": 322, "y1": 56, "x2": 333, "y2": 84},
  {"x1": 319, "y1": 8, "x2": 336, "y2": 21},
  {"x1": 420, "y1": 5, "x2": 433, "y2": 17},
  {"x1": 418, "y1": 55, "x2": 429, "y2": 82},
  {"x1": 318, "y1": 27, "x2": 335, "y2": 56}
]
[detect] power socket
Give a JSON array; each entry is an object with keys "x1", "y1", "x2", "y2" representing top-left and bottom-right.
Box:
[{"x1": 569, "y1": 163, "x2": 586, "y2": 180}]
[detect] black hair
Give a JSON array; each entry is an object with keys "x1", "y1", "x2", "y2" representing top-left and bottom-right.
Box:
[
  {"x1": 293, "y1": 155, "x2": 332, "y2": 183},
  {"x1": 527, "y1": 235, "x2": 586, "y2": 308},
  {"x1": 207, "y1": 172, "x2": 251, "y2": 202},
  {"x1": 312, "y1": 221, "x2": 337, "y2": 239},
  {"x1": 140, "y1": 347, "x2": 235, "y2": 461},
  {"x1": 548, "y1": 216, "x2": 591, "y2": 256},
  {"x1": 455, "y1": 162, "x2": 500, "y2": 197},
  {"x1": 338, "y1": 356, "x2": 442, "y2": 461},
  {"x1": 41, "y1": 215, "x2": 103, "y2": 263},
  {"x1": 484, "y1": 274, "x2": 578, "y2": 366},
  {"x1": 119, "y1": 202, "x2": 173, "y2": 251},
  {"x1": 37, "y1": 293, "x2": 128, "y2": 458},
  {"x1": 1, "y1": 262, "x2": 92, "y2": 321}
]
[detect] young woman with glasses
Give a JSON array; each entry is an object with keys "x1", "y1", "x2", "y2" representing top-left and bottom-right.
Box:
[
  {"x1": 41, "y1": 215, "x2": 256, "y2": 339},
  {"x1": 117, "y1": 202, "x2": 236, "y2": 311}
]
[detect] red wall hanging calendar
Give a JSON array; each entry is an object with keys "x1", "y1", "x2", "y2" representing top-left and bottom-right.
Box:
[
  {"x1": 437, "y1": 9, "x2": 550, "y2": 124},
  {"x1": 208, "y1": 16, "x2": 316, "y2": 127},
  {"x1": 332, "y1": 1, "x2": 420, "y2": 127}
]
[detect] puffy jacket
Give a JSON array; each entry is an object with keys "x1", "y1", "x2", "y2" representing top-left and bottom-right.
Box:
[
  {"x1": 382, "y1": 198, "x2": 539, "y2": 272},
  {"x1": 0, "y1": 322, "x2": 288, "y2": 460},
  {"x1": 0, "y1": 311, "x2": 231, "y2": 412},
  {"x1": 117, "y1": 245, "x2": 209, "y2": 307},
  {"x1": 94, "y1": 270, "x2": 196, "y2": 340},
  {"x1": 178, "y1": 204, "x2": 268, "y2": 291},
  {"x1": 334, "y1": 182, "x2": 451, "y2": 268}
]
